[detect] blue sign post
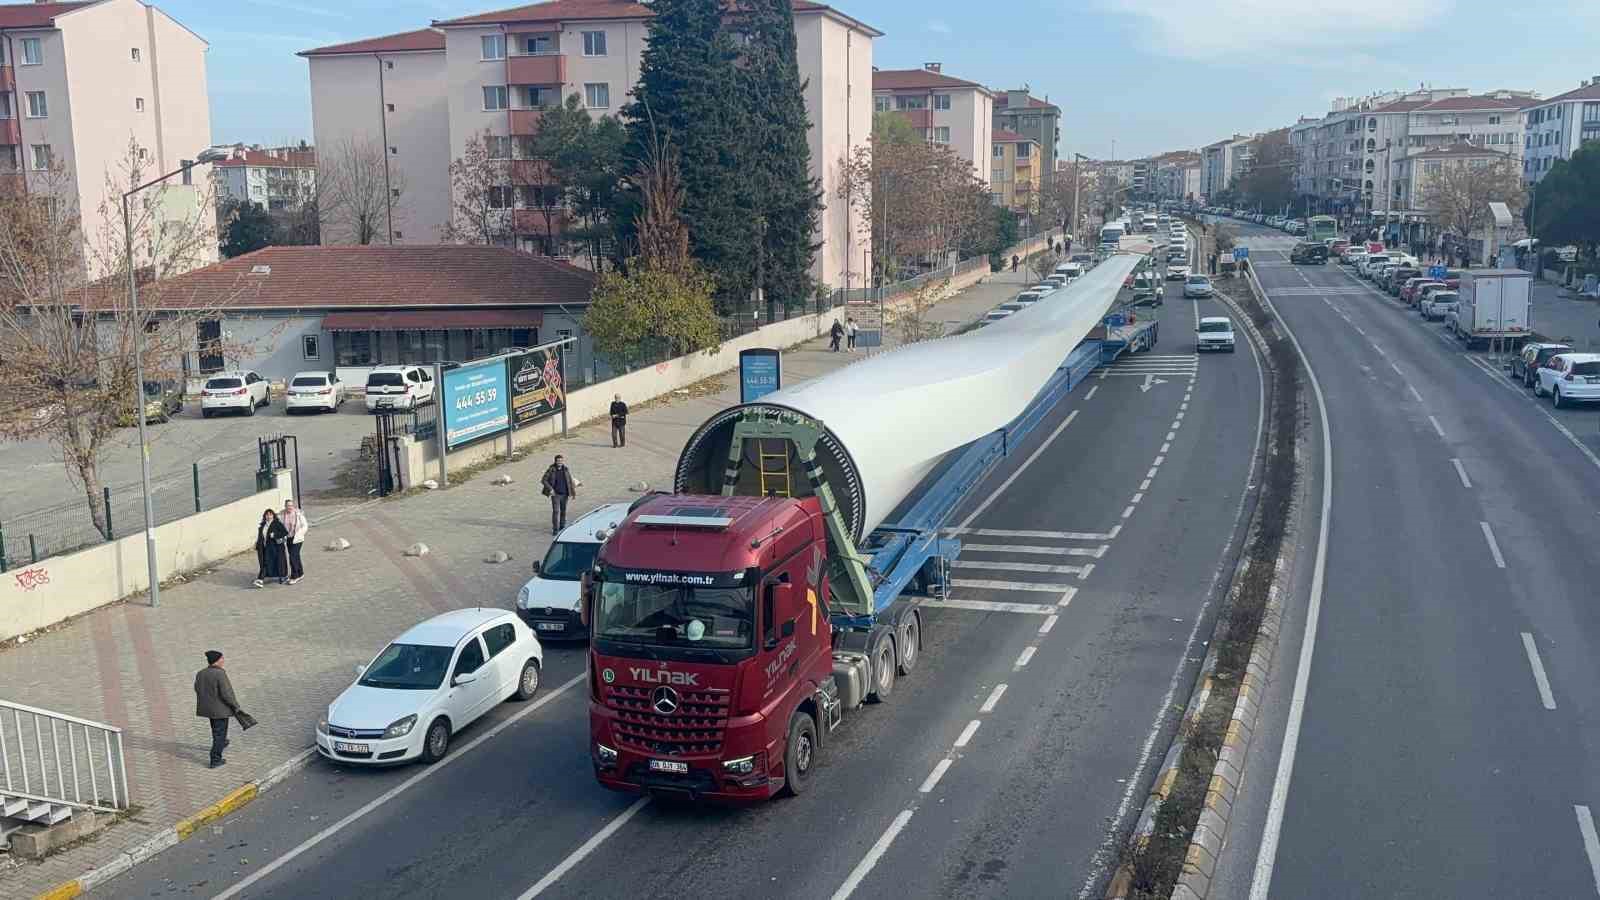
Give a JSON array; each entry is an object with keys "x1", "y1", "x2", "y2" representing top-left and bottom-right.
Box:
[
  {"x1": 1233, "y1": 247, "x2": 1249, "y2": 261},
  {"x1": 1428, "y1": 264, "x2": 1447, "y2": 279},
  {"x1": 739, "y1": 348, "x2": 782, "y2": 403},
  {"x1": 442, "y1": 358, "x2": 510, "y2": 449}
]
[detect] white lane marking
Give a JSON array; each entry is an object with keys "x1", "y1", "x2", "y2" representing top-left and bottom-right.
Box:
[
  {"x1": 1084, "y1": 385, "x2": 1100, "y2": 401},
  {"x1": 1180, "y1": 402, "x2": 1189, "y2": 411},
  {"x1": 1154, "y1": 455, "x2": 1166, "y2": 466},
  {"x1": 1176, "y1": 411, "x2": 1185, "y2": 420},
  {"x1": 1250, "y1": 254, "x2": 1336, "y2": 900},
  {"x1": 952, "y1": 578, "x2": 1081, "y2": 594},
  {"x1": 1098, "y1": 371, "x2": 1199, "y2": 377},
  {"x1": 962, "y1": 543, "x2": 1107, "y2": 558},
  {"x1": 1451, "y1": 458, "x2": 1472, "y2": 489},
  {"x1": 946, "y1": 527, "x2": 1117, "y2": 541},
  {"x1": 1576, "y1": 806, "x2": 1600, "y2": 896},
  {"x1": 954, "y1": 559, "x2": 1088, "y2": 575},
  {"x1": 1428, "y1": 415, "x2": 1446, "y2": 439},
  {"x1": 1057, "y1": 586, "x2": 1078, "y2": 607},
  {"x1": 220, "y1": 673, "x2": 588, "y2": 900},
  {"x1": 1161, "y1": 442, "x2": 1171, "y2": 453},
  {"x1": 518, "y1": 797, "x2": 651, "y2": 898},
  {"x1": 1166, "y1": 431, "x2": 1176, "y2": 441},
  {"x1": 919, "y1": 758, "x2": 954, "y2": 794},
  {"x1": 924, "y1": 598, "x2": 1054, "y2": 615},
  {"x1": 955, "y1": 410, "x2": 1080, "y2": 529},
  {"x1": 1121, "y1": 505, "x2": 1136, "y2": 519},
  {"x1": 1147, "y1": 467, "x2": 1160, "y2": 479},
  {"x1": 1389, "y1": 360, "x2": 1404, "y2": 376},
  {"x1": 1077, "y1": 563, "x2": 1096, "y2": 579},
  {"x1": 1039, "y1": 614, "x2": 1059, "y2": 634},
  {"x1": 1521, "y1": 632, "x2": 1557, "y2": 711},
  {"x1": 1014, "y1": 646, "x2": 1037, "y2": 668},
  {"x1": 1480, "y1": 521, "x2": 1507, "y2": 569},
  {"x1": 1131, "y1": 492, "x2": 1144, "y2": 504},
  {"x1": 980, "y1": 683, "x2": 1008, "y2": 712},
  {"x1": 1353, "y1": 325, "x2": 1367, "y2": 335},
  {"x1": 1171, "y1": 420, "x2": 1182, "y2": 430},
  {"x1": 1408, "y1": 385, "x2": 1424, "y2": 403},
  {"x1": 955, "y1": 719, "x2": 982, "y2": 748},
  {"x1": 1140, "y1": 478, "x2": 1152, "y2": 491},
  {"x1": 831, "y1": 809, "x2": 914, "y2": 900}
]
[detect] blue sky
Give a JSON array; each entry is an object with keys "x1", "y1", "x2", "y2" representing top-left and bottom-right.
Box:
[{"x1": 184, "y1": 0, "x2": 1600, "y2": 157}]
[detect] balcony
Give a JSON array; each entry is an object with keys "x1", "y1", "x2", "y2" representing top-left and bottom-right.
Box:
[
  {"x1": 507, "y1": 53, "x2": 565, "y2": 86},
  {"x1": 513, "y1": 208, "x2": 566, "y2": 235},
  {"x1": 0, "y1": 65, "x2": 13, "y2": 91},
  {"x1": 509, "y1": 158, "x2": 553, "y2": 184},
  {"x1": 0, "y1": 118, "x2": 18, "y2": 144},
  {"x1": 896, "y1": 108, "x2": 933, "y2": 129},
  {"x1": 509, "y1": 108, "x2": 546, "y2": 136}
]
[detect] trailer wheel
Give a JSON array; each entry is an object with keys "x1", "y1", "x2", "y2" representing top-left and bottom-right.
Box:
[
  {"x1": 866, "y1": 635, "x2": 896, "y2": 704},
  {"x1": 780, "y1": 711, "x2": 818, "y2": 797},
  {"x1": 896, "y1": 612, "x2": 920, "y2": 677}
]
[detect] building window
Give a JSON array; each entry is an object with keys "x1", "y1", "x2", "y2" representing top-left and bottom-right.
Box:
[
  {"x1": 874, "y1": 96, "x2": 889, "y2": 112},
  {"x1": 386, "y1": 60, "x2": 394, "y2": 69},
  {"x1": 1584, "y1": 102, "x2": 1600, "y2": 123},
  {"x1": 0, "y1": 92, "x2": 10, "y2": 119},
  {"x1": 302, "y1": 334, "x2": 320, "y2": 360},
  {"x1": 585, "y1": 82, "x2": 609, "y2": 108},
  {"x1": 521, "y1": 85, "x2": 556, "y2": 108},
  {"x1": 1423, "y1": 160, "x2": 1441, "y2": 175},
  {"x1": 21, "y1": 38, "x2": 41, "y2": 66},
  {"x1": 488, "y1": 185, "x2": 513, "y2": 209},
  {"x1": 992, "y1": 144, "x2": 1003, "y2": 158},
  {"x1": 0, "y1": 145, "x2": 16, "y2": 171},
  {"x1": 482, "y1": 34, "x2": 505, "y2": 60},
  {"x1": 29, "y1": 144, "x2": 49, "y2": 171},
  {"x1": 926, "y1": 126, "x2": 950, "y2": 144},
  {"x1": 393, "y1": 230, "x2": 403, "y2": 239},
  {"x1": 389, "y1": 145, "x2": 398, "y2": 155},
  {"x1": 334, "y1": 332, "x2": 373, "y2": 366},
  {"x1": 895, "y1": 95, "x2": 926, "y2": 111},
  {"x1": 131, "y1": 47, "x2": 140, "y2": 61},
  {"x1": 1016, "y1": 142, "x2": 1030, "y2": 158},
  {"x1": 522, "y1": 34, "x2": 555, "y2": 55},
  {"x1": 1366, "y1": 138, "x2": 1375, "y2": 151},
  {"x1": 582, "y1": 30, "x2": 607, "y2": 56},
  {"x1": 483, "y1": 85, "x2": 508, "y2": 110},
  {"x1": 135, "y1": 97, "x2": 144, "y2": 112},
  {"x1": 1367, "y1": 117, "x2": 1376, "y2": 131},
  {"x1": 933, "y1": 93, "x2": 950, "y2": 110},
  {"x1": 25, "y1": 91, "x2": 46, "y2": 118},
  {"x1": 486, "y1": 135, "x2": 511, "y2": 159}
]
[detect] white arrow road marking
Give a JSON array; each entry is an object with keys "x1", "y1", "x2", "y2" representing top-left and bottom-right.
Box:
[{"x1": 1140, "y1": 374, "x2": 1170, "y2": 393}]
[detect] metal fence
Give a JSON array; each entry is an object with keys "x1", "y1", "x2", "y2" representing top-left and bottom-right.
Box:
[
  {"x1": 0, "y1": 444, "x2": 264, "y2": 571},
  {"x1": 0, "y1": 699, "x2": 130, "y2": 816}
]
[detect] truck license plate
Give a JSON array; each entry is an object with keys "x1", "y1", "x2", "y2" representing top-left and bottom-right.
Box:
[
  {"x1": 535, "y1": 622, "x2": 564, "y2": 632},
  {"x1": 334, "y1": 741, "x2": 368, "y2": 753},
  {"x1": 648, "y1": 759, "x2": 688, "y2": 774}
]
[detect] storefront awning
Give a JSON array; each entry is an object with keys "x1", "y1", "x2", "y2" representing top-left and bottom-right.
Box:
[{"x1": 321, "y1": 309, "x2": 544, "y2": 332}]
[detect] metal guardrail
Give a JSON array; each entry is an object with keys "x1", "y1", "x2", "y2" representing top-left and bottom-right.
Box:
[{"x1": 0, "y1": 699, "x2": 129, "y2": 815}]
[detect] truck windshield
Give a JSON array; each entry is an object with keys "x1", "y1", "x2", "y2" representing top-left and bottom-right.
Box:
[
  {"x1": 539, "y1": 541, "x2": 600, "y2": 580},
  {"x1": 596, "y1": 581, "x2": 754, "y2": 650}
]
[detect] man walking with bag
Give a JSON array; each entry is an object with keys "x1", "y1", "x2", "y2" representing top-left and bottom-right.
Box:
[
  {"x1": 195, "y1": 650, "x2": 244, "y2": 769},
  {"x1": 541, "y1": 454, "x2": 578, "y2": 534},
  {"x1": 609, "y1": 394, "x2": 628, "y2": 448},
  {"x1": 281, "y1": 498, "x2": 309, "y2": 585}
]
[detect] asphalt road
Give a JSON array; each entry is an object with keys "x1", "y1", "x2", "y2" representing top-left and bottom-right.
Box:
[
  {"x1": 1208, "y1": 222, "x2": 1600, "y2": 899},
  {"x1": 104, "y1": 259, "x2": 1266, "y2": 900}
]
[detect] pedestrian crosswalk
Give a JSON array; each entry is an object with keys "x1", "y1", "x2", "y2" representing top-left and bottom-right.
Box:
[
  {"x1": 1097, "y1": 353, "x2": 1198, "y2": 377},
  {"x1": 926, "y1": 527, "x2": 1116, "y2": 613},
  {"x1": 1267, "y1": 286, "x2": 1367, "y2": 297}
]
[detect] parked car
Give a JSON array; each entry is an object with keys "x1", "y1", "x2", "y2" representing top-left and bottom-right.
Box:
[
  {"x1": 1014, "y1": 289, "x2": 1047, "y2": 305},
  {"x1": 1513, "y1": 342, "x2": 1573, "y2": 389},
  {"x1": 1043, "y1": 274, "x2": 1070, "y2": 289},
  {"x1": 1167, "y1": 264, "x2": 1192, "y2": 281},
  {"x1": 285, "y1": 371, "x2": 345, "y2": 414},
  {"x1": 316, "y1": 609, "x2": 543, "y2": 766},
  {"x1": 1420, "y1": 290, "x2": 1459, "y2": 321},
  {"x1": 1535, "y1": 353, "x2": 1600, "y2": 407},
  {"x1": 1386, "y1": 267, "x2": 1421, "y2": 294},
  {"x1": 1290, "y1": 242, "x2": 1328, "y2": 264},
  {"x1": 1196, "y1": 316, "x2": 1236, "y2": 352},
  {"x1": 514, "y1": 502, "x2": 630, "y2": 640},
  {"x1": 981, "y1": 309, "x2": 1013, "y2": 325},
  {"x1": 365, "y1": 365, "x2": 436, "y2": 412},
  {"x1": 1329, "y1": 240, "x2": 1351, "y2": 257},
  {"x1": 1343, "y1": 248, "x2": 1369, "y2": 267},
  {"x1": 116, "y1": 379, "x2": 183, "y2": 426},
  {"x1": 1400, "y1": 278, "x2": 1443, "y2": 306},
  {"x1": 200, "y1": 371, "x2": 270, "y2": 418},
  {"x1": 1183, "y1": 275, "x2": 1215, "y2": 299}
]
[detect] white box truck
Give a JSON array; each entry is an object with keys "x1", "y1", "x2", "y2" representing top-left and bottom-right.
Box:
[{"x1": 1452, "y1": 269, "x2": 1531, "y2": 347}]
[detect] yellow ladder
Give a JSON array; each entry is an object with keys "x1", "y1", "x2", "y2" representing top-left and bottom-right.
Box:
[{"x1": 757, "y1": 441, "x2": 792, "y2": 497}]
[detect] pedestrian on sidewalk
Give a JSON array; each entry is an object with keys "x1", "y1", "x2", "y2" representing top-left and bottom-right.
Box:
[
  {"x1": 280, "y1": 498, "x2": 309, "y2": 585},
  {"x1": 609, "y1": 394, "x2": 628, "y2": 448},
  {"x1": 829, "y1": 319, "x2": 844, "y2": 352},
  {"x1": 195, "y1": 651, "x2": 242, "y2": 769},
  {"x1": 1011, "y1": 254, "x2": 1020, "y2": 272},
  {"x1": 253, "y1": 508, "x2": 288, "y2": 588},
  {"x1": 541, "y1": 454, "x2": 578, "y2": 534},
  {"x1": 846, "y1": 317, "x2": 858, "y2": 351}
]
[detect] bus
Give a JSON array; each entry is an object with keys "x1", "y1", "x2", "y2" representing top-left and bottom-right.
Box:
[
  {"x1": 1100, "y1": 222, "x2": 1125, "y2": 247},
  {"x1": 1308, "y1": 215, "x2": 1338, "y2": 243}
]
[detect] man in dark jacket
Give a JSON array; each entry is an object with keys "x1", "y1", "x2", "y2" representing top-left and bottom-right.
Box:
[
  {"x1": 195, "y1": 650, "x2": 241, "y2": 768},
  {"x1": 609, "y1": 394, "x2": 628, "y2": 448},
  {"x1": 829, "y1": 319, "x2": 844, "y2": 352},
  {"x1": 541, "y1": 455, "x2": 578, "y2": 533}
]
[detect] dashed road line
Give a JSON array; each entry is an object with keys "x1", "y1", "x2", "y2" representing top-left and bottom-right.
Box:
[
  {"x1": 1161, "y1": 442, "x2": 1170, "y2": 453},
  {"x1": 1131, "y1": 492, "x2": 1144, "y2": 504},
  {"x1": 1520, "y1": 632, "x2": 1557, "y2": 711},
  {"x1": 1428, "y1": 415, "x2": 1447, "y2": 439},
  {"x1": 1480, "y1": 521, "x2": 1506, "y2": 568},
  {"x1": 980, "y1": 683, "x2": 1008, "y2": 712},
  {"x1": 1121, "y1": 505, "x2": 1136, "y2": 519},
  {"x1": 1084, "y1": 385, "x2": 1100, "y2": 401},
  {"x1": 1140, "y1": 478, "x2": 1152, "y2": 491},
  {"x1": 1451, "y1": 458, "x2": 1472, "y2": 488},
  {"x1": 1166, "y1": 431, "x2": 1176, "y2": 441},
  {"x1": 954, "y1": 719, "x2": 982, "y2": 748},
  {"x1": 1014, "y1": 646, "x2": 1037, "y2": 669},
  {"x1": 1408, "y1": 385, "x2": 1424, "y2": 403},
  {"x1": 1146, "y1": 467, "x2": 1159, "y2": 479},
  {"x1": 1575, "y1": 806, "x2": 1600, "y2": 896},
  {"x1": 1039, "y1": 614, "x2": 1059, "y2": 634},
  {"x1": 831, "y1": 810, "x2": 914, "y2": 900},
  {"x1": 1153, "y1": 455, "x2": 1166, "y2": 466},
  {"x1": 919, "y1": 759, "x2": 954, "y2": 794}
]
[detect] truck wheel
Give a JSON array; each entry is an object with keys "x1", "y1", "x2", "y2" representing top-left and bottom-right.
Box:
[
  {"x1": 896, "y1": 613, "x2": 921, "y2": 676},
  {"x1": 866, "y1": 636, "x2": 896, "y2": 704},
  {"x1": 780, "y1": 712, "x2": 818, "y2": 797}
]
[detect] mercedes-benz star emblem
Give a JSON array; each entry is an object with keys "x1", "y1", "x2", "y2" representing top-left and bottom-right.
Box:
[{"x1": 651, "y1": 685, "x2": 680, "y2": 715}]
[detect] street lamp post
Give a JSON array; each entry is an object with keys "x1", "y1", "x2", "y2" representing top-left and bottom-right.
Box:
[
  {"x1": 123, "y1": 145, "x2": 230, "y2": 607},
  {"x1": 1072, "y1": 153, "x2": 1089, "y2": 252}
]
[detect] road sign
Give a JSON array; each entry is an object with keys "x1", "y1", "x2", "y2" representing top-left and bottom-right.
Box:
[
  {"x1": 739, "y1": 348, "x2": 781, "y2": 403},
  {"x1": 1233, "y1": 247, "x2": 1249, "y2": 261},
  {"x1": 1428, "y1": 264, "x2": 1447, "y2": 279}
]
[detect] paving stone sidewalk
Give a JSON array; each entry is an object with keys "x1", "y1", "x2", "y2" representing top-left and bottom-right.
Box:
[{"x1": 0, "y1": 265, "x2": 1040, "y2": 897}]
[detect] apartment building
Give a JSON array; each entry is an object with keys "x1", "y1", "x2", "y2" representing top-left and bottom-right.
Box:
[
  {"x1": 989, "y1": 128, "x2": 1039, "y2": 212},
  {"x1": 1130, "y1": 159, "x2": 1149, "y2": 198},
  {"x1": 0, "y1": 0, "x2": 214, "y2": 276},
  {"x1": 1523, "y1": 76, "x2": 1600, "y2": 185},
  {"x1": 873, "y1": 63, "x2": 993, "y2": 186},
  {"x1": 213, "y1": 144, "x2": 316, "y2": 211},
  {"x1": 993, "y1": 89, "x2": 1060, "y2": 174},
  {"x1": 1201, "y1": 135, "x2": 1252, "y2": 199},
  {"x1": 1152, "y1": 152, "x2": 1199, "y2": 201},
  {"x1": 301, "y1": 0, "x2": 878, "y2": 294}
]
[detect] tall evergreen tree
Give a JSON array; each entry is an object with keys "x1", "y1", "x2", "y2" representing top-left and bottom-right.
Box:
[
  {"x1": 737, "y1": 0, "x2": 823, "y2": 314},
  {"x1": 623, "y1": 0, "x2": 755, "y2": 314}
]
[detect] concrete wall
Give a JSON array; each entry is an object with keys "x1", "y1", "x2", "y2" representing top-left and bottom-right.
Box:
[{"x1": 0, "y1": 471, "x2": 294, "y2": 643}]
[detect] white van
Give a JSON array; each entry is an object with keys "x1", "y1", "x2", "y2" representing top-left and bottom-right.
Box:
[{"x1": 514, "y1": 502, "x2": 633, "y2": 639}]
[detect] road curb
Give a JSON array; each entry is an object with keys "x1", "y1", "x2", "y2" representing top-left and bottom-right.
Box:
[{"x1": 32, "y1": 747, "x2": 317, "y2": 899}]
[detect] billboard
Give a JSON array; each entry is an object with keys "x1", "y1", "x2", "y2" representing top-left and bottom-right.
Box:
[
  {"x1": 508, "y1": 345, "x2": 567, "y2": 428},
  {"x1": 739, "y1": 348, "x2": 781, "y2": 403},
  {"x1": 442, "y1": 358, "x2": 510, "y2": 448}
]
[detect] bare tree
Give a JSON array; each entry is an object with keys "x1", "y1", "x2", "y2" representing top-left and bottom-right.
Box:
[
  {"x1": 319, "y1": 136, "x2": 403, "y2": 245},
  {"x1": 1421, "y1": 154, "x2": 1526, "y2": 246},
  {"x1": 0, "y1": 142, "x2": 250, "y2": 539},
  {"x1": 440, "y1": 130, "x2": 515, "y2": 247},
  {"x1": 837, "y1": 138, "x2": 989, "y2": 285}
]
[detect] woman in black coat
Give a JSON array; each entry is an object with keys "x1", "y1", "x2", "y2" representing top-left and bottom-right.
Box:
[{"x1": 253, "y1": 508, "x2": 289, "y2": 587}]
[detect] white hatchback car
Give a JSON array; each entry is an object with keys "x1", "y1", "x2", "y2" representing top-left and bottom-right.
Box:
[
  {"x1": 317, "y1": 609, "x2": 543, "y2": 766},
  {"x1": 285, "y1": 371, "x2": 345, "y2": 414},
  {"x1": 200, "y1": 371, "x2": 270, "y2": 418},
  {"x1": 365, "y1": 365, "x2": 436, "y2": 412},
  {"x1": 516, "y1": 502, "x2": 631, "y2": 639},
  {"x1": 1536, "y1": 353, "x2": 1600, "y2": 408},
  {"x1": 1197, "y1": 316, "x2": 1236, "y2": 352}
]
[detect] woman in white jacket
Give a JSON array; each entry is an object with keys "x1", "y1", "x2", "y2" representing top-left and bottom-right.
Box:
[{"x1": 280, "y1": 499, "x2": 310, "y2": 585}]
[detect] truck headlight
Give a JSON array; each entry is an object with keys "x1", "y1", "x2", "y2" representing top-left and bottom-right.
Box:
[
  {"x1": 383, "y1": 714, "x2": 417, "y2": 739},
  {"x1": 517, "y1": 586, "x2": 531, "y2": 608},
  {"x1": 595, "y1": 743, "x2": 618, "y2": 768},
  {"x1": 722, "y1": 755, "x2": 756, "y2": 776}
]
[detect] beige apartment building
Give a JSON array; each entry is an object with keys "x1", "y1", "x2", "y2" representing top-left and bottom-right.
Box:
[
  {"x1": 872, "y1": 64, "x2": 993, "y2": 187},
  {"x1": 301, "y1": 0, "x2": 878, "y2": 294},
  {"x1": 0, "y1": 0, "x2": 214, "y2": 276},
  {"x1": 989, "y1": 128, "x2": 1039, "y2": 212}
]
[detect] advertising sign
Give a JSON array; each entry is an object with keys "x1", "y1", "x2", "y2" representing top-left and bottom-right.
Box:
[
  {"x1": 846, "y1": 301, "x2": 883, "y2": 348},
  {"x1": 508, "y1": 345, "x2": 567, "y2": 428},
  {"x1": 443, "y1": 358, "x2": 509, "y2": 448},
  {"x1": 739, "y1": 348, "x2": 781, "y2": 403}
]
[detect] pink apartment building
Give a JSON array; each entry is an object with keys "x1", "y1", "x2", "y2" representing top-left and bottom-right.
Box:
[{"x1": 871, "y1": 63, "x2": 994, "y2": 188}]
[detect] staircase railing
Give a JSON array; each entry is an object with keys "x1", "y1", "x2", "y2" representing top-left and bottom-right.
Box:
[{"x1": 0, "y1": 699, "x2": 129, "y2": 815}]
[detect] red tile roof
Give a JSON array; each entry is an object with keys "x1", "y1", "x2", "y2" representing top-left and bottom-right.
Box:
[
  {"x1": 298, "y1": 28, "x2": 444, "y2": 57},
  {"x1": 1372, "y1": 98, "x2": 1433, "y2": 113},
  {"x1": 1415, "y1": 93, "x2": 1535, "y2": 111},
  {"x1": 873, "y1": 68, "x2": 989, "y2": 94},
  {"x1": 1536, "y1": 80, "x2": 1600, "y2": 105},
  {"x1": 0, "y1": 1, "x2": 92, "y2": 28},
  {"x1": 994, "y1": 94, "x2": 1057, "y2": 111},
  {"x1": 212, "y1": 148, "x2": 317, "y2": 169},
  {"x1": 137, "y1": 246, "x2": 596, "y2": 312},
  {"x1": 1408, "y1": 143, "x2": 1513, "y2": 160},
  {"x1": 434, "y1": 0, "x2": 847, "y2": 27},
  {"x1": 992, "y1": 128, "x2": 1032, "y2": 143}
]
